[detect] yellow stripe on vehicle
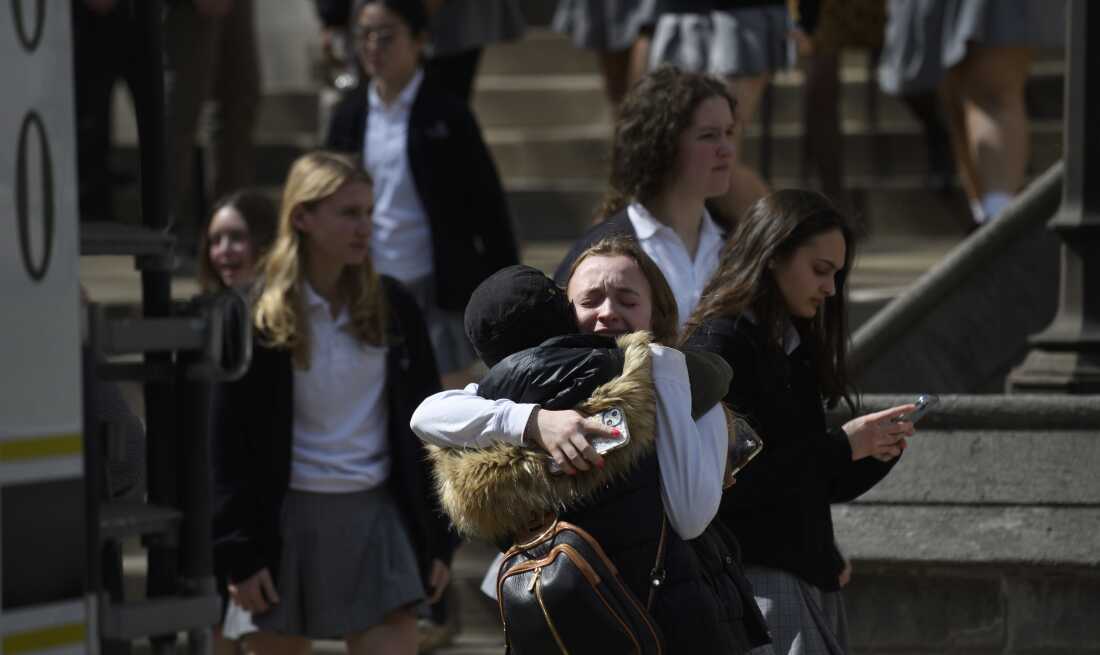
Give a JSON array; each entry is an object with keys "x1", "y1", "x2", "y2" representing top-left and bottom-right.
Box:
[
  {"x1": 0, "y1": 434, "x2": 82, "y2": 461},
  {"x1": 2, "y1": 622, "x2": 86, "y2": 654}
]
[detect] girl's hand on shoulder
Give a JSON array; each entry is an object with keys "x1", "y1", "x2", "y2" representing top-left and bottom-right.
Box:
[
  {"x1": 842, "y1": 404, "x2": 916, "y2": 462},
  {"x1": 524, "y1": 408, "x2": 619, "y2": 475},
  {"x1": 228, "y1": 567, "x2": 279, "y2": 614}
]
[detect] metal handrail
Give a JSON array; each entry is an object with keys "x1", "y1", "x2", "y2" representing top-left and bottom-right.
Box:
[{"x1": 847, "y1": 162, "x2": 1064, "y2": 376}]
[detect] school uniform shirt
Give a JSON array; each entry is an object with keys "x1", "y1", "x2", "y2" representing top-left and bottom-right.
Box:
[
  {"x1": 326, "y1": 74, "x2": 519, "y2": 312},
  {"x1": 290, "y1": 283, "x2": 390, "y2": 493},
  {"x1": 627, "y1": 202, "x2": 724, "y2": 327},
  {"x1": 553, "y1": 204, "x2": 725, "y2": 327},
  {"x1": 364, "y1": 70, "x2": 434, "y2": 283}
]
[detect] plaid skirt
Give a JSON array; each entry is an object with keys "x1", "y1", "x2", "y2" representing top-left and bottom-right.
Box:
[
  {"x1": 649, "y1": 6, "x2": 793, "y2": 77},
  {"x1": 552, "y1": 0, "x2": 658, "y2": 51},
  {"x1": 745, "y1": 566, "x2": 849, "y2": 655}
]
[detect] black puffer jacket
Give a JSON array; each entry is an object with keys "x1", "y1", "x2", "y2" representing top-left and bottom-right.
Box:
[{"x1": 475, "y1": 334, "x2": 771, "y2": 653}]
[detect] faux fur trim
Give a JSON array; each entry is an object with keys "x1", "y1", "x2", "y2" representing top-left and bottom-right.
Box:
[{"x1": 427, "y1": 332, "x2": 658, "y2": 541}]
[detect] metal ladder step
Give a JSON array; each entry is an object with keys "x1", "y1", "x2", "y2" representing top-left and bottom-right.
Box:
[
  {"x1": 99, "y1": 501, "x2": 181, "y2": 542},
  {"x1": 98, "y1": 594, "x2": 222, "y2": 641},
  {"x1": 81, "y1": 222, "x2": 174, "y2": 258}
]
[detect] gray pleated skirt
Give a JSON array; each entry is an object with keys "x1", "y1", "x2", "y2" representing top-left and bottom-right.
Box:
[
  {"x1": 649, "y1": 6, "x2": 793, "y2": 77},
  {"x1": 552, "y1": 0, "x2": 658, "y2": 52},
  {"x1": 745, "y1": 566, "x2": 849, "y2": 655},
  {"x1": 878, "y1": 0, "x2": 1067, "y2": 95},
  {"x1": 403, "y1": 275, "x2": 478, "y2": 375},
  {"x1": 240, "y1": 487, "x2": 425, "y2": 640}
]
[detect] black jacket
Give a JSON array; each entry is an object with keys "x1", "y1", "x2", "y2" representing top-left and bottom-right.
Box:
[
  {"x1": 325, "y1": 80, "x2": 519, "y2": 312},
  {"x1": 685, "y1": 314, "x2": 899, "y2": 591},
  {"x1": 211, "y1": 277, "x2": 459, "y2": 589},
  {"x1": 478, "y1": 335, "x2": 770, "y2": 653}
]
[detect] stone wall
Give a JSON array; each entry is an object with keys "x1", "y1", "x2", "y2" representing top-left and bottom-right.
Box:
[{"x1": 832, "y1": 394, "x2": 1100, "y2": 654}]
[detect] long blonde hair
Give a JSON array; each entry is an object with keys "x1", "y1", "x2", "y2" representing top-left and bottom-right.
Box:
[{"x1": 254, "y1": 151, "x2": 387, "y2": 368}]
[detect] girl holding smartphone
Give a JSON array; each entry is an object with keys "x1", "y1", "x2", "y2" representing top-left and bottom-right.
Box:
[{"x1": 681, "y1": 189, "x2": 917, "y2": 653}]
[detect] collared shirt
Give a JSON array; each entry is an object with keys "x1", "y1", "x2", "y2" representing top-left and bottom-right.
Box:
[
  {"x1": 290, "y1": 283, "x2": 390, "y2": 493},
  {"x1": 626, "y1": 202, "x2": 724, "y2": 327},
  {"x1": 364, "y1": 68, "x2": 434, "y2": 282}
]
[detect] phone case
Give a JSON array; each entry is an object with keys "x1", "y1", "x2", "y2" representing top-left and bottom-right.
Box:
[
  {"x1": 547, "y1": 407, "x2": 631, "y2": 474},
  {"x1": 728, "y1": 417, "x2": 763, "y2": 477}
]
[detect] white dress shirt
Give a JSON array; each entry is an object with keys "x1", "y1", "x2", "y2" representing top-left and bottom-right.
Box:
[
  {"x1": 364, "y1": 69, "x2": 434, "y2": 283},
  {"x1": 410, "y1": 343, "x2": 728, "y2": 540},
  {"x1": 626, "y1": 202, "x2": 724, "y2": 327},
  {"x1": 290, "y1": 284, "x2": 390, "y2": 493}
]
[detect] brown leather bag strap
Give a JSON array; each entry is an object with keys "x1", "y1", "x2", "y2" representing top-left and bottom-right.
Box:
[{"x1": 646, "y1": 511, "x2": 669, "y2": 612}]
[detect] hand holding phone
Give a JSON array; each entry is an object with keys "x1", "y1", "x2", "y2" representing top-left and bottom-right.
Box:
[{"x1": 891, "y1": 394, "x2": 939, "y2": 425}]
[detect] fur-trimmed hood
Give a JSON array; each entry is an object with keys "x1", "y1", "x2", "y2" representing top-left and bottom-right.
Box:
[{"x1": 427, "y1": 332, "x2": 658, "y2": 542}]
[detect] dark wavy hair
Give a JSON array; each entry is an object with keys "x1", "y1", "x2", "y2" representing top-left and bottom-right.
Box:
[
  {"x1": 681, "y1": 189, "x2": 856, "y2": 411},
  {"x1": 599, "y1": 66, "x2": 736, "y2": 219},
  {"x1": 198, "y1": 188, "x2": 278, "y2": 292}
]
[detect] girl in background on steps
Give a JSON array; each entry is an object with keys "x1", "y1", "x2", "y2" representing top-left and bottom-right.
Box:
[
  {"x1": 878, "y1": 0, "x2": 1066, "y2": 227},
  {"x1": 198, "y1": 188, "x2": 278, "y2": 294},
  {"x1": 554, "y1": 66, "x2": 737, "y2": 328},
  {"x1": 325, "y1": 0, "x2": 519, "y2": 390}
]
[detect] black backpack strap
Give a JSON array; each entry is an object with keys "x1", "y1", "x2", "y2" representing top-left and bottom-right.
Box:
[{"x1": 646, "y1": 511, "x2": 669, "y2": 612}]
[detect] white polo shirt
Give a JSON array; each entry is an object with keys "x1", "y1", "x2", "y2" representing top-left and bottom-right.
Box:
[{"x1": 290, "y1": 283, "x2": 390, "y2": 493}]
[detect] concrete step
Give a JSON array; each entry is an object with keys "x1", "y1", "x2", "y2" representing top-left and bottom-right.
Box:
[
  {"x1": 505, "y1": 175, "x2": 973, "y2": 242},
  {"x1": 471, "y1": 62, "x2": 1063, "y2": 129},
  {"x1": 201, "y1": 57, "x2": 1063, "y2": 135},
  {"x1": 111, "y1": 116, "x2": 1062, "y2": 194},
  {"x1": 478, "y1": 27, "x2": 1066, "y2": 77},
  {"x1": 483, "y1": 120, "x2": 1063, "y2": 181}
]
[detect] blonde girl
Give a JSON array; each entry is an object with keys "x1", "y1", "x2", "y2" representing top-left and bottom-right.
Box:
[{"x1": 211, "y1": 151, "x2": 456, "y2": 655}]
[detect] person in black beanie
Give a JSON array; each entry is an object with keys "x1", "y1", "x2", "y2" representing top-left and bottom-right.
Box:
[{"x1": 414, "y1": 246, "x2": 772, "y2": 653}]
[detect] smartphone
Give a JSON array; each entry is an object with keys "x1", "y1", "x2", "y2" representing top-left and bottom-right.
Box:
[
  {"x1": 547, "y1": 407, "x2": 631, "y2": 474},
  {"x1": 728, "y1": 417, "x2": 763, "y2": 477},
  {"x1": 892, "y1": 394, "x2": 939, "y2": 424}
]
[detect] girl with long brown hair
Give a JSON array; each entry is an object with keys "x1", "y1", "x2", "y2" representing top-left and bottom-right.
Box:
[
  {"x1": 681, "y1": 188, "x2": 917, "y2": 653},
  {"x1": 211, "y1": 151, "x2": 456, "y2": 655}
]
